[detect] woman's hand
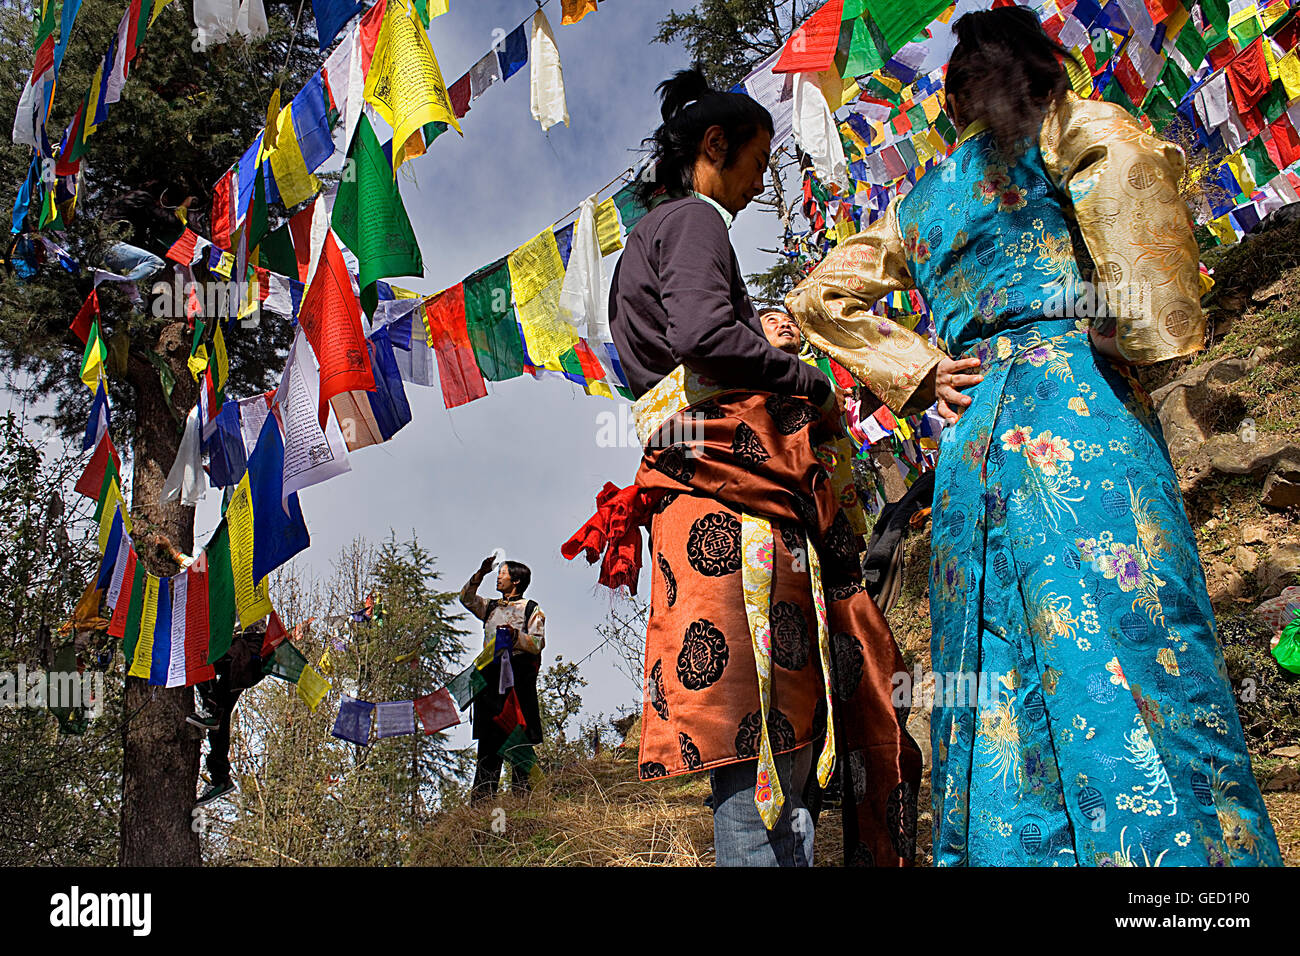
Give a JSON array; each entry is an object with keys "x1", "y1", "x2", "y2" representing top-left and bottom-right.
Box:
[{"x1": 935, "y1": 356, "x2": 984, "y2": 424}]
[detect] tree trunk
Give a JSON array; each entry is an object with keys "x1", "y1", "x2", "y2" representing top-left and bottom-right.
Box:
[{"x1": 119, "y1": 320, "x2": 202, "y2": 866}]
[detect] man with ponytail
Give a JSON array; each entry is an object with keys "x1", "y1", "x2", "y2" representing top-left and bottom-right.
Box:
[
  {"x1": 564, "y1": 67, "x2": 922, "y2": 867},
  {"x1": 789, "y1": 6, "x2": 1281, "y2": 866}
]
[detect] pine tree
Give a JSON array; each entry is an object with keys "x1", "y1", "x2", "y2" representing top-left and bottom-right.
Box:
[{"x1": 0, "y1": 0, "x2": 324, "y2": 864}]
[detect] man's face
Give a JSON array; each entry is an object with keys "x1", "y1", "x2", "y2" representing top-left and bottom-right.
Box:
[
  {"x1": 760, "y1": 310, "x2": 801, "y2": 354},
  {"x1": 496, "y1": 566, "x2": 513, "y2": 594}
]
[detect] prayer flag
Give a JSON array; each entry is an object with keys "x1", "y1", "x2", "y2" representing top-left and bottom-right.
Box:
[
  {"x1": 333, "y1": 114, "x2": 423, "y2": 317},
  {"x1": 561, "y1": 0, "x2": 597, "y2": 25},
  {"x1": 463, "y1": 260, "x2": 523, "y2": 381},
  {"x1": 267, "y1": 100, "x2": 321, "y2": 209},
  {"x1": 311, "y1": 0, "x2": 362, "y2": 51},
  {"x1": 424, "y1": 284, "x2": 487, "y2": 407},
  {"x1": 264, "y1": 640, "x2": 307, "y2": 681},
  {"x1": 364, "y1": 0, "x2": 461, "y2": 170},
  {"x1": 80, "y1": 320, "x2": 107, "y2": 390},
  {"x1": 274, "y1": 328, "x2": 353, "y2": 499},
  {"x1": 121, "y1": 570, "x2": 152, "y2": 669},
  {"x1": 296, "y1": 664, "x2": 330, "y2": 710},
  {"x1": 497, "y1": 21, "x2": 528, "y2": 80},
  {"x1": 71, "y1": 289, "x2": 98, "y2": 345},
  {"x1": 497, "y1": 724, "x2": 536, "y2": 771},
  {"x1": 261, "y1": 610, "x2": 289, "y2": 657},
  {"x1": 414, "y1": 688, "x2": 459, "y2": 734},
  {"x1": 529, "y1": 9, "x2": 568, "y2": 131},
  {"x1": 333, "y1": 695, "x2": 374, "y2": 745},
  {"x1": 106, "y1": 528, "x2": 133, "y2": 612},
  {"x1": 297, "y1": 231, "x2": 374, "y2": 428},
  {"x1": 508, "y1": 227, "x2": 574, "y2": 367},
  {"x1": 375, "y1": 700, "x2": 416, "y2": 738},
  {"x1": 146, "y1": 576, "x2": 174, "y2": 684},
  {"x1": 246, "y1": 413, "x2": 310, "y2": 582},
  {"x1": 446, "y1": 662, "x2": 487, "y2": 708},
  {"x1": 107, "y1": 546, "x2": 140, "y2": 639},
  {"x1": 774, "y1": 0, "x2": 843, "y2": 73},
  {"x1": 96, "y1": 511, "x2": 123, "y2": 591},
  {"x1": 226, "y1": 474, "x2": 274, "y2": 629},
  {"x1": 204, "y1": 522, "x2": 238, "y2": 662}
]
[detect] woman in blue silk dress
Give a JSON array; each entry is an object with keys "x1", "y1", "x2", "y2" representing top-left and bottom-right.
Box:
[{"x1": 787, "y1": 7, "x2": 1280, "y2": 866}]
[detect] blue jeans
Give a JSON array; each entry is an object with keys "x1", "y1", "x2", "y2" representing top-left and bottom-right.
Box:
[
  {"x1": 104, "y1": 241, "x2": 165, "y2": 281},
  {"x1": 710, "y1": 745, "x2": 814, "y2": 867}
]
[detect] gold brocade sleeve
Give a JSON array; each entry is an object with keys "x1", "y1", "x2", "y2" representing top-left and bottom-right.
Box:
[
  {"x1": 1040, "y1": 92, "x2": 1205, "y2": 364},
  {"x1": 785, "y1": 196, "x2": 944, "y2": 415}
]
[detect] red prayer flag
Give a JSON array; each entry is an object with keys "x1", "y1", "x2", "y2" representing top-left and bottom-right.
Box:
[
  {"x1": 30, "y1": 35, "x2": 54, "y2": 85},
  {"x1": 287, "y1": 202, "x2": 315, "y2": 282},
  {"x1": 359, "y1": 0, "x2": 386, "y2": 75},
  {"x1": 166, "y1": 229, "x2": 200, "y2": 265},
  {"x1": 1269, "y1": 116, "x2": 1300, "y2": 168},
  {"x1": 71, "y1": 289, "x2": 98, "y2": 345},
  {"x1": 773, "y1": 0, "x2": 844, "y2": 74},
  {"x1": 448, "y1": 74, "x2": 472, "y2": 118},
  {"x1": 492, "y1": 687, "x2": 527, "y2": 733},
  {"x1": 1207, "y1": 38, "x2": 1238, "y2": 73},
  {"x1": 1226, "y1": 38, "x2": 1271, "y2": 113},
  {"x1": 1114, "y1": 53, "x2": 1148, "y2": 105},
  {"x1": 874, "y1": 405, "x2": 898, "y2": 431},
  {"x1": 1143, "y1": 0, "x2": 1179, "y2": 23},
  {"x1": 261, "y1": 610, "x2": 288, "y2": 658},
  {"x1": 124, "y1": 0, "x2": 144, "y2": 62},
  {"x1": 183, "y1": 564, "x2": 214, "y2": 685},
  {"x1": 75, "y1": 434, "x2": 122, "y2": 499},
  {"x1": 423, "y1": 284, "x2": 488, "y2": 408},
  {"x1": 107, "y1": 548, "x2": 137, "y2": 639},
  {"x1": 828, "y1": 357, "x2": 856, "y2": 390},
  {"x1": 414, "y1": 687, "x2": 460, "y2": 735},
  {"x1": 211, "y1": 171, "x2": 235, "y2": 248},
  {"x1": 298, "y1": 231, "x2": 374, "y2": 427}
]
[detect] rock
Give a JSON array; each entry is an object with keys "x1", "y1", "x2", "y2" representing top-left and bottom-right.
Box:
[
  {"x1": 1262, "y1": 543, "x2": 1300, "y2": 595},
  {"x1": 1234, "y1": 547, "x2": 1260, "y2": 576},
  {"x1": 1243, "y1": 524, "x2": 1268, "y2": 544},
  {"x1": 1152, "y1": 352, "x2": 1264, "y2": 461},
  {"x1": 1263, "y1": 764, "x2": 1300, "y2": 792},
  {"x1": 1208, "y1": 562, "x2": 1247, "y2": 603},
  {"x1": 1262, "y1": 459, "x2": 1300, "y2": 510},
  {"x1": 1270, "y1": 745, "x2": 1300, "y2": 759},
  {"x1": 1181, "y1": 435, "x2": 1300, "y2": 490}
]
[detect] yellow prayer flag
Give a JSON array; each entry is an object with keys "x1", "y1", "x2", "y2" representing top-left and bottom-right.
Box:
[
  {"x1": 296, "y1": 665, "x2": 331, "y2": 711},
  {"x1": 188, "y1": 344, "x2": 209, "y2": 381},
  {"x1": 935, "y1": 3, "x2": 956, "y2": 24},
  {"x1": 128, "y1": 574, "x2": 160, "y2": 678},
  {"x1": 1208, "y1": 212, "x2": 1238, "y2": 245},
  {"x1": 595, "y1": 197, "x2": 622, "y2": 255},
  {"x1": 834, "y1": 217, "x2": 857, "y2": 244},
  {"x1": 83, "y1": 65, "x2": 104, "y2": 140},
  {"x1": 921, "y1": 94, "x2": 941, "y2": 124},
  {"x1": 364, "y1": 0, "x2": 461, "y2": 175},
  {"x1": 319, "y1": 647, "x2": 334, "y2": 676},
  {"x1": 1262, "y1": 34, "x2": 1280, "y2": 82},
  {"x1": 473, "y1": 643, "x2": 495, "y2": 670},
  {"x1": 98, "y1": 485, "x2": 124, "y2": 552},
  {"x1": 149, "y1": 0, "x2": 177, "y2": 26},
  {"x1": 228, "y1": 475, "x2": 273, "y2": 629},
  {"x1": 1277, "y1": 49, "x2": 1300, "y2": 99},
  {"x1": 1261, "y1": 1, "x2": 1287, "y2": 29},
  {"x1": 81, "y1": 331, "x2": 107, "y2": 391},
  {"x1": 508, "y1": 228, "x2": 576, "y2": 367},
  {"x1": 212, "y1": 251, "x2": 235, "y2": 280},
  {"x1": 584, "y1": 378, "x2": 614, "y2": 400},
  {"x1": 1164, "y1": 3, "x2": 1190, "y2": 36},
  {"x1": 1226, "y1": 152, "x2": 1255, "y2": 195},
  {"x1": 213, "y1": 320, "x2": 229, "y2": 392},
  {"x1": 267, "y1": 102, "x2": 321, "y2": 208},
  {"x1": 428, "y1": 0, "x2": 449, "y2": 16},
  {"x1": 912, "y1": 130, "x2": 935, "y2": 164},
  {"x1": 262, "y1": 89, "x2": 282, "y2": 156},
  {"x1": 561, "y1": 0, "x2": 598, "y2": 25}
]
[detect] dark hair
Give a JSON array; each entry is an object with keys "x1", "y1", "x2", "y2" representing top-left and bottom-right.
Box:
[
  {"x1": 945, "y1": 7, "x2": 1068, "y2": 157},
  {"x1": 634, "y1": 65, "x2": 774, "y2": 207},
  {"x1": 503, "y1": 561, "x2": 531, "y2": 596}
]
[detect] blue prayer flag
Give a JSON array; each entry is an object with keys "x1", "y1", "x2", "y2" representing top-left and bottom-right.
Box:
[
  {"x1": 292, "y1": 73, "x2": 335, "y2": 171},
  {"x1": 83, "y1": 381, "x2": 110, "y2": 450},
  {"x1": 364, "y1": 327, "x2": 412, "y2": 441},
  {"x1": 497, "y1": 22, "x2": 529, "y2": 80},
  {"x1": 247, "y1": 413, "x2": 310, "y2": 582},
  {"x1": 205, "y1": 401, "x2": 248, "y2": 489},
  {"x1": 311, "y1": 0, "x2": 363, "y2": 51},
  {"x1": 332, "y1": 695, "x2": 375, "y2": 745},
  {"x1": 149, "y1": 577, "x2": 173, "y2": 686},
  {"x1": 97, "y1": 511, "x2": 123, "y2": 591}
]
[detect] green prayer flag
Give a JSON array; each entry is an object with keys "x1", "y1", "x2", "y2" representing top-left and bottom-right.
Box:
[
  {"x1": 1242, "y1": 137, "x2": 1279, "y2": 187},
  {"x1": 1142, "y1": 86, "x2": 1178, "y2": 133},
  {"x1": 1174, "y1": 23, "x2": 1207, "y2": 74},
  {"x1": 1102, "y1": 75, "x2": 1137, "y2": 113},
  {"x1": 259, "y1": 223, "x2": 298, "y2": 276},
  {"x1": 841, "y1": 0, "x2": 868, "y2": 19},
  {"x1": 463, "y1": 259, "x2": 524, "y2": 381},
  {"x1": 1201, "y1": 0, "x2": 1229, "y2": 44},
  {"x1": 1159, "y1": 59, "x2": 1191, "y2": 105},
  {"x1": 248, "y1": 162, "x2": 269, "y2": 251},
  {"x1": 119, "y1": 566, "x2": 147, "y2": 665},
  {"x1": 1258, "y1": 84, "x2": 1287, "y2": 125},
  {"x1": 446, "y1": 663, "x2": 482, "y2": 708},
  {"x1": 332, "y1": 114, "x2": 423, "y2": 319},
  {"x1": 863, "y1": 0, "x2": 950, "y2": 57},
  {"x1": 497, "y1": 725, "x2": 536, "y2": 772},
  {"x1": 612, "y1": 182, "x2": 648, "y2": 234},
  {"x1": 422, "y1": 121, "x2": 448, "y2": 145},
  {"x1": 411, "y1": 0, "x2": 430, "y2": 28},
  {"x1": 205, "y1": 522, "x2": 237, "y2": 664},
  {"x1": 1230, "y1": 14, "x2": 1262, "y2": 47},
  {"x1": 264, "y1": 640, "x2": 308, "y2": 682},
  {"x1": 92, "y1": 451, "x2": 121, "y2": 525}
]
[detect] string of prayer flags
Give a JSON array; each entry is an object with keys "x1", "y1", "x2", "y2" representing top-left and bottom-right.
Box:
[
  {"x1": 414, "y1": 687, "x2": 458, "y2": 735},
  {"x1": 375, "y1": 699, "x2": 416, "y2": 738},
  {"x1": 297, "y1": 231, "x2": 374, "y2": 428},
  {"x1": 332, "y1": 695, "x2": 374, "y2": 745},
  {"x1": 424, "y1": 285, "x2": 487, "y2": 408},
  {"x1": 332, "y1": 113, "x2": 423, "y2": 317},
  {"x1": 529, "y1": 8, "x2": 569, "y2": 131},
  {"x1": 363, "y1": 0, "x2": 461, "y2": 174}
]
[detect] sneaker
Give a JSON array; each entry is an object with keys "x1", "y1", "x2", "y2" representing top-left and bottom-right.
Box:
[
  {"x1": 195, "y1": 780, "x2": 235, "y2": 808},
  {"x1": 186, "y1": 709, "x2": 219, "y2": 731}
]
